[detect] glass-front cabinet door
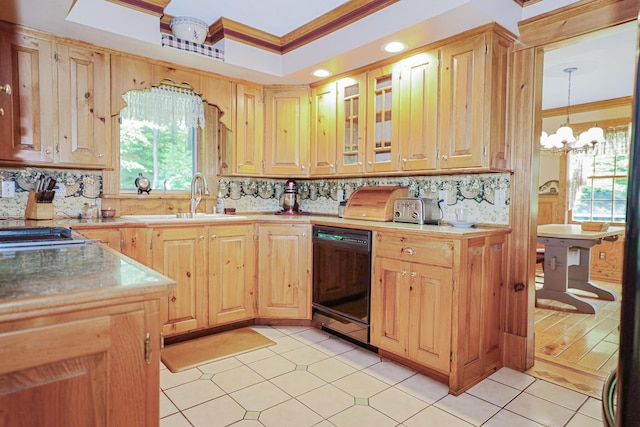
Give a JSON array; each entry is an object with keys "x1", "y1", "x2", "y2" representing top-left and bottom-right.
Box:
[
  {"x1": 337, "y1": 74, "x2": 366, "y2": 175},
  {"x1": 366, "y1": 64, "x2": 400, "y2": 173}
]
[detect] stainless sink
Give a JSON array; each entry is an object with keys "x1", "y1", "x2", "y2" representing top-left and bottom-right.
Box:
[{"x1": 120, "y1": 213, "x2": 248, "y2": 222}]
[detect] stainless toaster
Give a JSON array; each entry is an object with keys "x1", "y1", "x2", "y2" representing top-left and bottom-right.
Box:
[{"x1": 393, "y1": 197, "x2": 442, "y2": 225}]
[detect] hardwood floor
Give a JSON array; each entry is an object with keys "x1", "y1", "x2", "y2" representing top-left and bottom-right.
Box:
[{"x1": 527, "y1": 276, "x2": 621, "y2": 399}]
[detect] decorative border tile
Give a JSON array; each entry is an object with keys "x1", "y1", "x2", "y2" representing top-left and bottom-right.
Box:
[
  {"x1": 0, "y1": 167, "x2": 103, "y2": 218},
  {"x1": 219, "y1": 173, "x2": 511, "y2": 225}
]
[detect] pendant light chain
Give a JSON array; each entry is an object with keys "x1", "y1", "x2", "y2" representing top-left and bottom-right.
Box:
[{"x1": 565, "y1": 67, "x2": 577, "y2": 126}]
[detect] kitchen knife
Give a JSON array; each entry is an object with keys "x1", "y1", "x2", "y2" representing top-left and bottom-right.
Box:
[
  {"x1": 46, "y1": 177, "x2": 56, "y2": 191},
  {"x1": 45, "y1": 178, "x2": 56, "y2": 202},
  {"x1": 34, "y1": 175, "x2": 44, "y2": 193}
]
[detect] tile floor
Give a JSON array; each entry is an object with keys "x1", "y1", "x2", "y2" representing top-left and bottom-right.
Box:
[{"x1": 160, "y1": 325, "x2": 604, "y2": 427}]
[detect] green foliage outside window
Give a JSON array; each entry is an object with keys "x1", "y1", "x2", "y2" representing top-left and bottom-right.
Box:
[
  {"x1": 120, "y1": 117, "x2": 195, "y2": 192},
  {"x1": 572, "y1": 152, "x2": 628, "y2": 223}
]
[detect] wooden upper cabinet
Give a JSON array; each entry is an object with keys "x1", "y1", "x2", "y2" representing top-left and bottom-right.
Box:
[
  {"x1": 229, "y1": 82, "x2": 264, "y2": 175},
  {"x1": 366, "y1": 64, "x2": 401, "y2": 173},
  {"x1": 0, "y1": 29, "x2": 55, "y2": 164},
  {"x1": 398, "y1": 52, "x2": 439, "y2": 171},
  {"x1": 152, "y1": 64, "x2": 201, "y2": 93},
  {"x1": 439, "y1": 34, "x2": 485, "y2": 169},
  {"x1": 56, "y1": 43, "x2": 110, "y2": 167},
  {"x1": 438, "y1": 29, "x2": 511, "y2": 170},
  {"x1": 311, "y1": 73, "x2": 367, "y2": 176},
  {"x1": 310, "y1": 81, "x2": 337, "y2": 175},
  {"x1": 201, "y1": 75, "x2": 233, "y2": 130},
  {"x1": 264, "y1": 86, "x2": 310, "y2": 177},
  {"x1": 336, "y1": 74, "x2": 366, "y2": 175},
  {"x1": 110, "y1": 55, "x2": 153, "y2": 115}
]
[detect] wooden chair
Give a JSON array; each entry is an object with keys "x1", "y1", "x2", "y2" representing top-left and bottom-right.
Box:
[{"x1": 536, "y1": 248, "x2": 545, "y2": 271}]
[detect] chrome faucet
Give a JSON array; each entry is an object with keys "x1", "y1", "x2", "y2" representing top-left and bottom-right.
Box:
[{"x1": 189, "y1": 172, "x2": 209, "y2": 214}]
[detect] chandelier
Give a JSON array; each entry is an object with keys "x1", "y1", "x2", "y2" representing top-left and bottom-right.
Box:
[{"x1": 540, "y1": 67, "x2": 605, "y2": 152}]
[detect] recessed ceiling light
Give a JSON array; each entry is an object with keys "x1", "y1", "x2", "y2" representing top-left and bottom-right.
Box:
[
  {"x1": 312, "y1": 69, "x2": 332, "y2": 78},
  {"x1": 383, "y1": 41, "x2": 407, "y2": 53}
]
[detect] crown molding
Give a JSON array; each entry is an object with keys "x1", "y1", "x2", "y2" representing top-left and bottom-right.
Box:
[{"x1": 116, "y1": 0, "x2": 398, "y2": 53}]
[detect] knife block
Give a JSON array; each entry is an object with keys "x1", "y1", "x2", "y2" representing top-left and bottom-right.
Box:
[{"x1": 25, "y1": 190, "x2": 54, "y2": 220}]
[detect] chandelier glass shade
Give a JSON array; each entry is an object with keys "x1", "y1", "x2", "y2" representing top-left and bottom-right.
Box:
[{"x1": 540, "y1": 67, "x2": 604, "y2": 153}]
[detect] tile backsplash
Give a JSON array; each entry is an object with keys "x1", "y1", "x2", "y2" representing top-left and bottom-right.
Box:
[
  {"x1": 219, "y1": 173, "x2": 511, "y2": 225},
  {"x1": 0, "y1": 166, "x2": 511, "y2": 225},
  {"x1": 0, "y1": 167, "x2": 103, "y2": 218}
]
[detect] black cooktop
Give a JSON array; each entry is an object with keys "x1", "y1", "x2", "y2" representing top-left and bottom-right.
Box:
[{"x1": 0, "y1": 227, "x2": 87, "y2": 249}]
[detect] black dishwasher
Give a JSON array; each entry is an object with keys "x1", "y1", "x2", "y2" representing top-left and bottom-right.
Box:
[{"x1": 312, "y1": 225, "x2": 374, "y2": 347}]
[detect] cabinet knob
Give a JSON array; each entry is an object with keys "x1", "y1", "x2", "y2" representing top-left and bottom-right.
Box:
[
  {"x1": 239, "y1": 163, "x2": 243, "y2": 167},
  {"x1": 45, "y1": 150, "x2": 51, "y2": 154},
  {"x1": 368, "y1": 161, "x2": 372, "y2": 165},
  {"x1": 301, "y1": 165, "x2": 305, "y2": 170},
  {"x1": 98, "y1": 153, "x2": 103, "y2": 158},
  {"x1": 402, "y1": 158, "x2": 407, "y2": 163},
  {"x1": 411, "y1": 272, "x2": 417, "y2": 277},
  {"x1": 330, "y1": 164, "x2": 335, "y2": 169},
  {"x1": 0, "y1": 84, "x2": 11, "y2": 95},
  {"x1": 401, "y1": 271, "x2": 407, "y2": 276},
  {"x1": 211, "y1": 234, "x2": 217, "y2": 240},
  {"x1": 401, "y1": 247, "x2": 415, "y2": 256},
  {"x1": 0, "y1": 108, "x2": 3, "y2": 116},
  {"x1": 441, "y1": 155, "x2": 448, "y2": 160},
  {"x1": 199, "y1": 235, "x2": 205, "y2": 240}
]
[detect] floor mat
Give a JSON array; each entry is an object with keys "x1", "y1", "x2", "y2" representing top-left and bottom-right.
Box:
[{"x1": 161, "y1": 328, "x2": 276, "y2": 373}]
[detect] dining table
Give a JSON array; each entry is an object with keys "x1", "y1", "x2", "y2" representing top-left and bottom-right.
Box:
[{"x1": 537, "y1": 224, "x2": 625, "y2": 314}]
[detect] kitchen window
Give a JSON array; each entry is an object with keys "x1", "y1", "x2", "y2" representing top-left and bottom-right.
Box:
[
  {"x1": 570, "y1": 125, "x2": 631, "y2": 223},
  {"x1": 119, "y1": 81, "x2": 205, "y2": 192}
]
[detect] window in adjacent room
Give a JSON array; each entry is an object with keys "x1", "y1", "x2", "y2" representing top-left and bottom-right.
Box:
[
  {"x1": 570, "y1": 124, "x2": 631, "y2": 223},
  {"x1": 119, "y1": 81, "x2": 205, "y2": 192}
]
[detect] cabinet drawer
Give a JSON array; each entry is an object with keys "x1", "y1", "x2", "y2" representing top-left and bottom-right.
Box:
[{"x1": 374, "y1": 232, "x2": 454, "y2": 267}]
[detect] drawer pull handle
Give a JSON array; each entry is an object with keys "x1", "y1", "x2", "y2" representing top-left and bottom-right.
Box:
[
  {"x1": 401, "y1": 247, "x2": 415, "y2": 256},
  {"x1": 144, "y1": 332, "x2": 152, "y2": 364},
  {"x1": 401, "y1": 270, "x2": 407, "y2": 276},
  {"x1": 1, "y1": 84, "x2": 11, "y2": 95}
]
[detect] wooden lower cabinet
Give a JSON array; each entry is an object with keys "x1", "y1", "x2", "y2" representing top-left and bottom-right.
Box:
[
  {"x1": 450, "y1": 234, "x2": 505, "y2": 393},
  {"x1": 371, "y1": 230, "x2": 506, "y2": 394},
  {"x1": 0, "y1": 300, "x2": 162, "y2": 427},
  {"x1": 208, "y1": 225, "x2": 256, "y2": 325},
  {"x1": 152, "y1": 226, "x2": 208, "y2": 336},
  {"x1": 257, "y1": 224, "x2": 311, "y2": 319},
  {"x1": 78, "y1": 227, "x2": 122, "y2": 251},
  {"x1": 371, "y1": 234, "x2": 453, "y2": 374}
]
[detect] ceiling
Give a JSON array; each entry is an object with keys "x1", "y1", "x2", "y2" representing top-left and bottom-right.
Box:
[
  {"x1": 542, "y1": 22, "x2": 637, "y2": 110},
  {"x1": 0, "y1": 0, "x2": 636, "y2": 108}
]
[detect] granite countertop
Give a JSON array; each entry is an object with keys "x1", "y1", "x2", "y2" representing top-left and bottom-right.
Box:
[
  {"x1": 49, "y1": 214, "x2": 510, "y2": 237},
  {"x1": 0, "y1": 213, "x2": 506, "y2": 316},
  {"x1": 0, "y1": 241, "x2": 175, "y2": 317}
]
